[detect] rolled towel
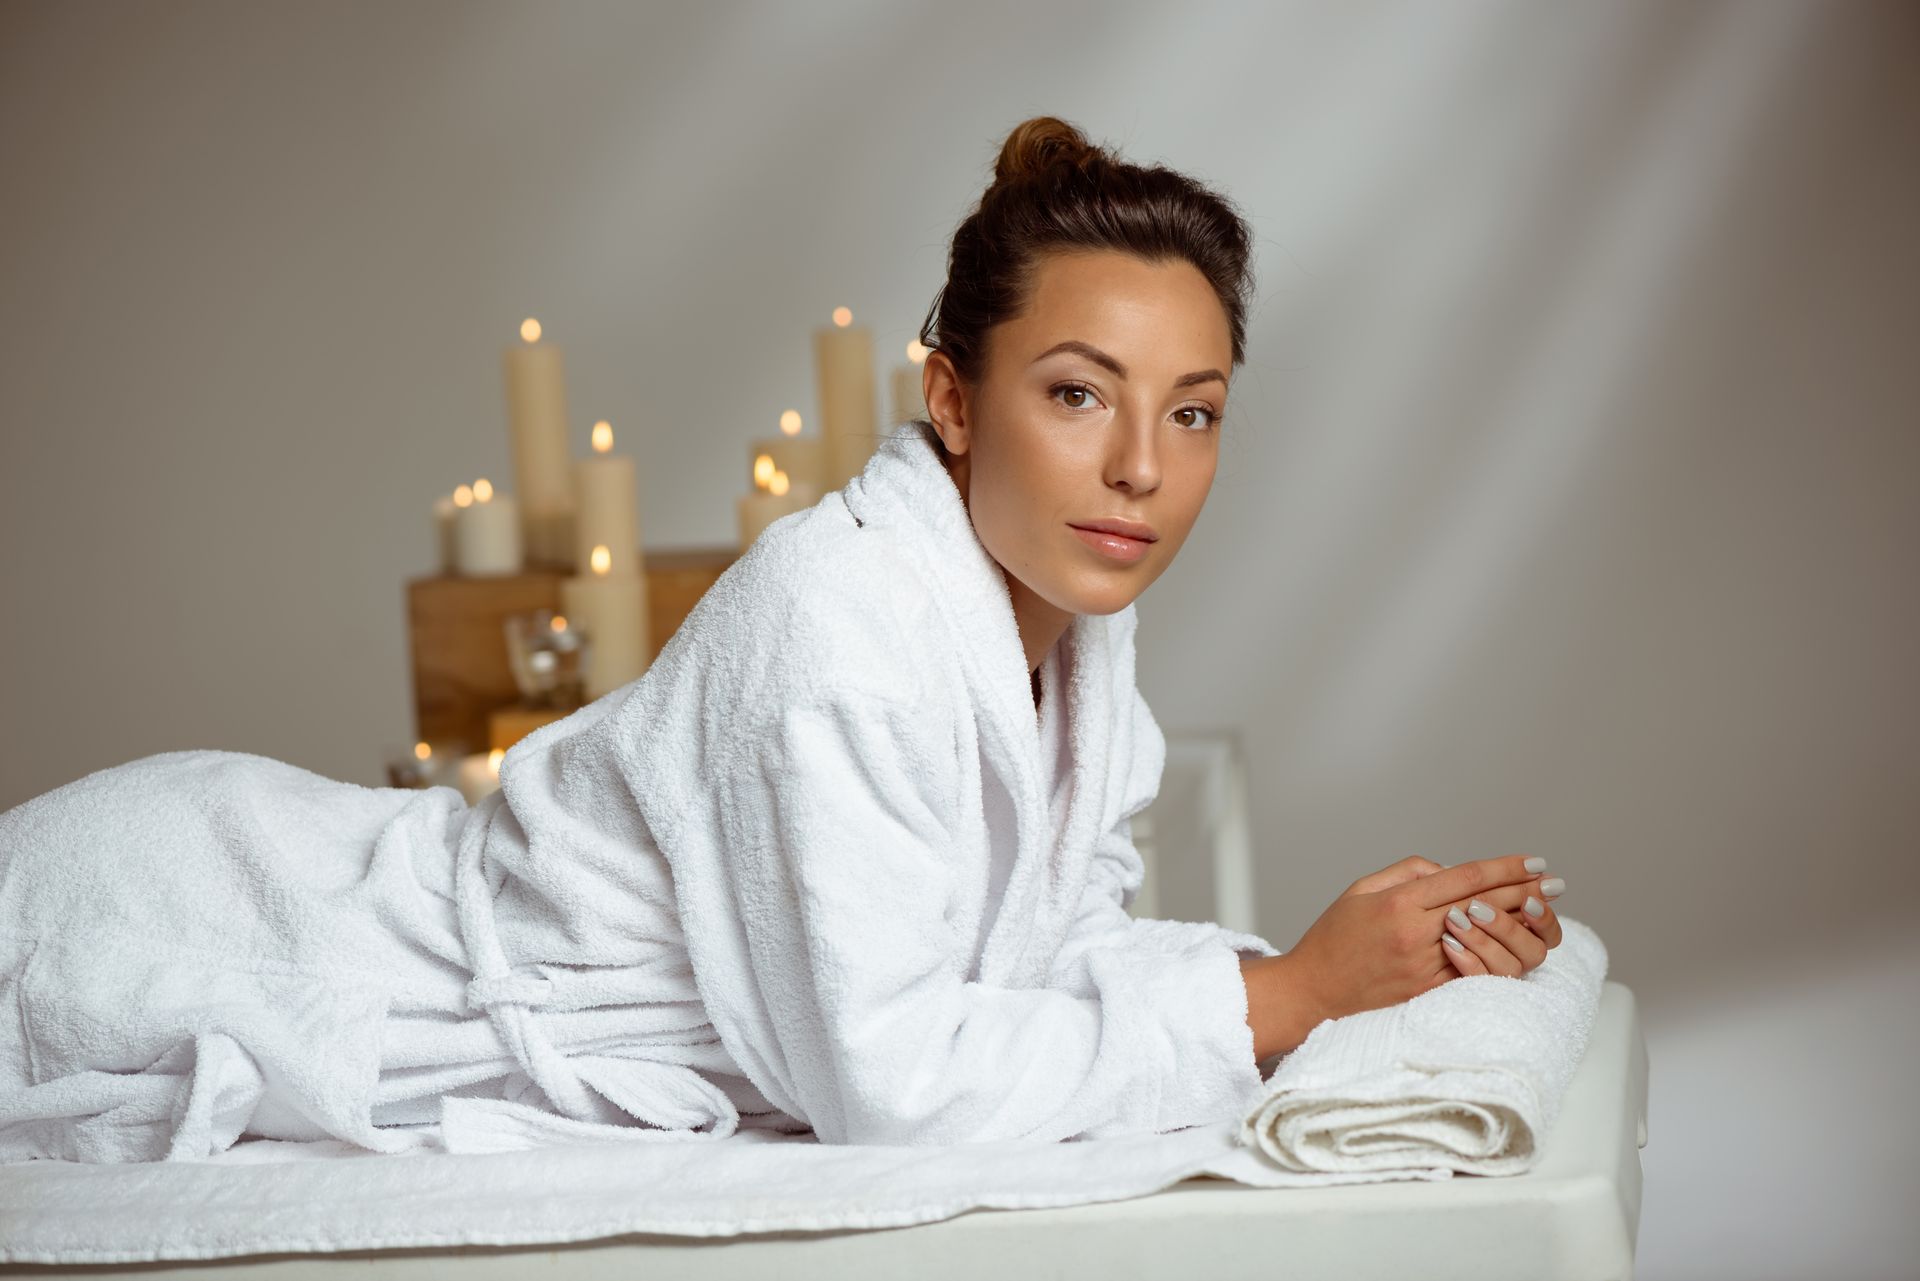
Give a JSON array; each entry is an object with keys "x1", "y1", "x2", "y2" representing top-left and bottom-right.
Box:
[{"x1": 1238, "y1": 914, "x2": 1609, "y2": 1176}]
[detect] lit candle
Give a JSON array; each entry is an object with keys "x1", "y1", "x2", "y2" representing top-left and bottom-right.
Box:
[
  {"x1": 452, "y1": 478, "x2": 522, "y2": 576},
  {"x1": 573, "y1": 419, "x2": 641, "y2": 578},
  {"x1": 736, "y1": 460, "x2": 821, "y2": 551},
  {"x1": 501, "y1": 316, "x2": 577, "y2": 569},
  {"x1": 812, "y1": 306, "x2": 878, "y2": 492},
  {"x1": 890, "y1": 338, "x2": 930, "y2": 430},
  {"x1": 559, "y1": 543, "x2": 650, "y2": 701},
  {"x1": 457, "y1": 748, "x2": 505, "y2": 806},
  {"x1": 388, "y1": 739, "x2": 459, "y2": 789},
  {"x1": 748, "y1": 407, "x2": 826, "y2": 496}
]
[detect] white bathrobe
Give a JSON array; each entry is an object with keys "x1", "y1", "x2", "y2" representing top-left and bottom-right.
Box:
[{"x1": 0, "y1": 417, "x2": 1280, "y2": 1161}]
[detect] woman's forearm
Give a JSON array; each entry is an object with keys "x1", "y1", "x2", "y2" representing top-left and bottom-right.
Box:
[{"x1": 1238, "y1": 951, "x2": 1325, "y2": 1062}]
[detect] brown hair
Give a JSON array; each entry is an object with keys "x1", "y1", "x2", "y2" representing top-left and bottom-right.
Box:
[{"x1": 918, "y1": 116, "x2": 1255, "y2": 438}]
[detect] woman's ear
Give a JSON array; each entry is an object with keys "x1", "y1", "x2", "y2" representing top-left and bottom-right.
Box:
[{"x1": 923, "y1": 351, "x2": 973, "y2": 457}]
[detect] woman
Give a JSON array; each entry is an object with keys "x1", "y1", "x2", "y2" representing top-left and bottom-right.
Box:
[{"x1": 0, "y1": 117, "x2": 1565, "y2": 1163}]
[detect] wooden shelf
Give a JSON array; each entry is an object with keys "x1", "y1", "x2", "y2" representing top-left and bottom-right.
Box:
[{"x1": 404, "y1": 545, "x2": 737, "y2": 749}]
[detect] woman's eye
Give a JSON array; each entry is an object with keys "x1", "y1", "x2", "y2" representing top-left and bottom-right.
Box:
[
  {"x1": 1053, "y1": 382, "x2": 1098, "y2": 411},
  {"x1": 1052, "y1": 382, "x2": 1216, "y2": 430}
]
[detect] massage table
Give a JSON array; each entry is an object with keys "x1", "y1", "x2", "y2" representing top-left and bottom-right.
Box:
[{"x1": 0, "y1": 981, "x2": 1647, "y2": 1280}]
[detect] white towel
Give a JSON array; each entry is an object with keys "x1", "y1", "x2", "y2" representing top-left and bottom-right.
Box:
[{"x1": 1237, "y1": 914, "x2": 1609, "y2": 1176}]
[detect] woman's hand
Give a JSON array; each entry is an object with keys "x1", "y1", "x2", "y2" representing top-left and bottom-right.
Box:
[
  {"x1": 1239, "y1": 855, "x2": 1567, "y2": 1059},
  {"x1": 1436, "y1": 869, "x2": 1565, "y2": 978},
  {"x1": 1338, "y1": 855, "x2": 1566, "y2": 974},
  {"x1": 1291, "y1": 855, "x2": 1557, "y2": 1019}
]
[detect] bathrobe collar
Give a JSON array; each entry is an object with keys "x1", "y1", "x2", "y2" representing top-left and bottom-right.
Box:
[{"x1": 841, "y1": 419, "x2": 1130, "y2": 984}]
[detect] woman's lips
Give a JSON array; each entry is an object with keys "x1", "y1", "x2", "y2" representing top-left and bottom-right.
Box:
[{"x1": 1068, "y1": 523, "x2": 1153, "y2": 564}]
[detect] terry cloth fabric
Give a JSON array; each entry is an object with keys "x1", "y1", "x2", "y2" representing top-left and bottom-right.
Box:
[
  {"x1": 0, "y1": 417, "x2": 1279, "y2": 1162},
  {"x1": 1238, "y1": 915, "x2": 1610, "y2": 1176}
]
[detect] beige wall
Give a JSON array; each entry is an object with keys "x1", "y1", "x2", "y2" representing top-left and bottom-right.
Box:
[{"x1": 2, "y1": 2, "x2": 1914, "y2": 1273}]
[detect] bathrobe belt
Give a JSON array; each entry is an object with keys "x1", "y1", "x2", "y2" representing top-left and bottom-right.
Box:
[
  {"x1": 450, "y1": 789, "x2": 602, "y2": 1120},
  {"x1": 445, "y1": 790, "x2": 744, "y2": 1144}
]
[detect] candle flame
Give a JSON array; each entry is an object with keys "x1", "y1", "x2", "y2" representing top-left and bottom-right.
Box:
[
  {"x1": 487, "y1": 748, "x2": 505, "y2": 772},
  {"x1": 414, "y1": 741, "x2": 431, "y2": 760},
  {"x1": 520, "y1": 318, "x2": 542, "y2": 343},
  {"x1": 754, "y1": 453, "x2": 775, "y2": 487},
  {"x1": 549, "y1": 614, "x2": 567, "y2": 632},
  {"x1": 592, "y1": 420, "x2": 613, "y2": 452},
  {"x1": 591, "y1": 544, "x2": 611, "y2": 575},
  {"x1": 906, "y1": 340, "x2": 929, "y2": 363},
  {"x1": 770, "y1": 469, "x2": 790, "y2": 497},
  {"x1": 831, "y1": 306, "x2": 852, "y2": 327},
  {"x1": 779, "y1": 409, "x2": 802, "y2": 436},
  {"x1": 453, "y1": 484, "x2": 474, "y2": 507},
  {"x1": 473, "y1": 478, "x2": 494, "y2": 502}
]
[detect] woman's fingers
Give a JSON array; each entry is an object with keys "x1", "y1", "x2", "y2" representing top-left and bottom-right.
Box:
[
  {"x1": 1442, "y1": 902, "x2": 1519, "y2": 977},
  {"x1": 1469, "y1": 877, "x2": 1566, "y2": 948},
  {"x1": 1439, "y1": 897, "x2": 1549, "y2": 977},
  {"x1": 1516, "y1": 892, "x2": 1564, "y2": 949},
  {"x1": 1370, "y1": 857, "x2": 1568, "y2": 975},
  {"x1": 1433, "y1": 875, "x2": 1567, "y2": 950},
  {"x1": 1439, "y1": 929, "x2": 1486, "y2": 977},
  {"x1": 1405, "y1": 856, "x2": 1547, "y2": 910}
]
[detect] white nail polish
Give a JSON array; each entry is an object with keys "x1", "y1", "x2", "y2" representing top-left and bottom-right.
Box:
[
  {"x1": 1540, "y1": 877, "x2": 1565, "y2": 898},
  {"x1": 1468, "y1": 899, "x2": 1496, "y2": 924},
  {"x1": 1447, "y1": 907, "x2": 1472, "y2": 931},
  {"x1": 1524, "y1": 856, "x2": 1547, "y2": 874},
  {"x1": 1442, "y1": 933, "x2": 1466, "y2": 953},
  {"x1": 1524, "y1": 896, "x2": 1545, "y2": 918}
]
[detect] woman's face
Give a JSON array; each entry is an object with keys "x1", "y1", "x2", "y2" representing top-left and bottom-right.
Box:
[{"x1": 926, "y1": 249, "x2": 1232, "y2": 620}]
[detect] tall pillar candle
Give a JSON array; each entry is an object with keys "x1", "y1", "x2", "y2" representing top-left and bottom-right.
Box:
[
  {"x1": 560, "y1": 546, "x2": 650, "y2": 701},
  {"x1": 501, "y1": 316, "x2": 577, "y2": 570},
  {"x1": 574, "y1": 419, "x2": 641, "y2": 578},
  {"x1": 812, "y1": 306, "x2": 878, "y2": 492}
]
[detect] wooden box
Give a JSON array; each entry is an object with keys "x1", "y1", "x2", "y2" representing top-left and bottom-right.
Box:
[{"x1": 405, "y1": 546, "x2": 737, "y2": 750}]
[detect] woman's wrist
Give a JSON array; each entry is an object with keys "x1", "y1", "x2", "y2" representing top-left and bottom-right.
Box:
[{"x1": 1238, "y1": 950, "x2": 1324, "y2": 1062}]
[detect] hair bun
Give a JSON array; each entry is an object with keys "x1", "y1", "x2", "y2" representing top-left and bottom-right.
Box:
[{"x1": 993, "y1": 116, "x2": 1100, "y2": 185}]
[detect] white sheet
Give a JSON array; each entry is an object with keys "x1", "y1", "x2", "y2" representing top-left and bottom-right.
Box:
[{"x1": 0, "y1": 983, "x2": 1646, "y2": 1269}]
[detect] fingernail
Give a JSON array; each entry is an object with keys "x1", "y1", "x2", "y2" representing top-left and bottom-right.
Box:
[
  {"x1": 1540, "y1": 877, "x2": 1565, "y2": 898},
  {"x1": 1524, "y1": 856, "x2": 1547, "y2": 874},
  {"x1": 1468, "y1": 899, "x2": 1496, "y2": 924},
  {"x1": 1524, "y1": 896, "x2": 1545, "y2": 918},
  {"x1": 1447, "y1": 907, "x2": 1472, "y2": 931},
  {"x1": 1442, "y1": 933, "x2": 1466, "y2": 953}
]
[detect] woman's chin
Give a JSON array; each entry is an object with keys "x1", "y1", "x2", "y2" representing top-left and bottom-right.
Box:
[{"x1": 1051, "y1": 570, "x2": 1152, "y2": 617}]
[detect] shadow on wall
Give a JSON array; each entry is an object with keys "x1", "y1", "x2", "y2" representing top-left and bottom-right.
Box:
[{"x1": 1632, "y1": 930, "x2": 1920, "y2": 1280}]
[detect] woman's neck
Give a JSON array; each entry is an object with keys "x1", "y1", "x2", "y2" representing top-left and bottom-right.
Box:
[{"x1": 1004, "y1": 566, "x2": 1072, "y2": 684}]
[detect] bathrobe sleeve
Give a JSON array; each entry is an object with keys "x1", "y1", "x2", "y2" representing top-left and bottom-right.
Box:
[
  {"x1": 1044, "y1": 687, "x2": 1283, "y2": 1035},
  {"x1": 704, "y1": 682, "x2": 1274, "y2": 1146}
]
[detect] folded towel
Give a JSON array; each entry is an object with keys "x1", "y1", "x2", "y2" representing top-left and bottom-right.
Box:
[{"x1": 1237, "y1": 914, "x2": 1609, "y2": 1177}]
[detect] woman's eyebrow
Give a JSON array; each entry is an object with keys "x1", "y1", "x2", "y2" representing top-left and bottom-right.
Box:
[{"x1": 1029, "y1": 339, "x2": 1226, "y2": 389}]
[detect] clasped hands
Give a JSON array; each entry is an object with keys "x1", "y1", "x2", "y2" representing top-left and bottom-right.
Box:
[{"x1": 1276, "y1": 855, "x2": 1568, "y2": 1032}]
